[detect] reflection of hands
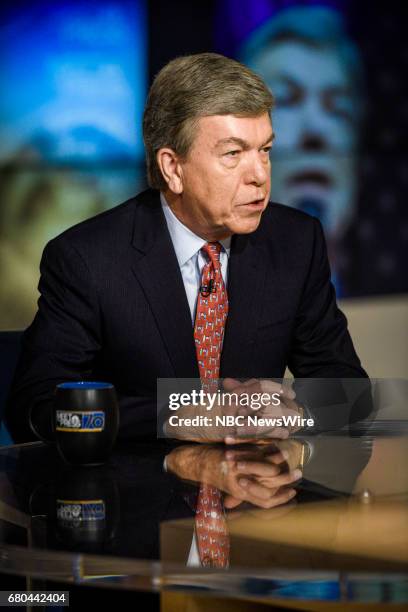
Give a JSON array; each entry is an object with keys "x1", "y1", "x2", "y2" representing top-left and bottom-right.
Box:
[
  {"x1": 165, "y1": 444, "x2": 301, "y2": 510},
  {"x1": 268, "y1": 439, "x2": 306, "y2": 472},
  {"x1": 222, "y1": 378, "x2": 303, "y2": 444},
  {"x1": 222, "y1": 445, "x2": 301, "y2": 509}
]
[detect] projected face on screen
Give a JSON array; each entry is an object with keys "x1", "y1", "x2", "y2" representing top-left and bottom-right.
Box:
[
  {"x1": 238, "y1": 5, "x2": 365, "y2": 271},
  {"x1": 251, "y1": 39, "x2": 359, "y2": 240}
]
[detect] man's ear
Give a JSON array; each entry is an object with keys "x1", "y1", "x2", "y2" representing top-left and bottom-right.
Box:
[{"x1": 156, "y1": 148, "x2": 184, "y2": 194}]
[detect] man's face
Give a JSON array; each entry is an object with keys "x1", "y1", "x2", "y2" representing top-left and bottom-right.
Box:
[
  {"x1": 250, "y1": 41, "x2": 359, "y2": 239},
  {"x1": 173, "y1": 113, "x2": 273, "y2": 240}
]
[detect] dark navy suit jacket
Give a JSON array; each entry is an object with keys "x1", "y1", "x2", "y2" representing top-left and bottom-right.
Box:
[{"x1": 6, "y1": 188, "x2": 367, "y2": 442}]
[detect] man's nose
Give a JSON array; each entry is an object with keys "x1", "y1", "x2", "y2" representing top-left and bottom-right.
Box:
[{"x1": 245, "y1": 153, "x2": 270, "y2": 186}]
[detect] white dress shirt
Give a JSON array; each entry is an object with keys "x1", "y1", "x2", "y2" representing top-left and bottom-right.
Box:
[{"x1": 160, "y1": 192, "x2": 231, "y2": 323}]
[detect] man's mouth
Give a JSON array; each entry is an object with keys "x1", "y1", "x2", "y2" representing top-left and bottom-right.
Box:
[{"x1": 240, "y1": 197, "x2": 266, "y2": 208}]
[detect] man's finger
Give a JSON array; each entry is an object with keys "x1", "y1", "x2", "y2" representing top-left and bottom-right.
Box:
[
  {"x1": 259, "y1": 379, "x2": 296, "y2": 401},
  {"x1": 223, "y1": 378, "x2": 245, "y2": 391},
  {"x1": 237, "y1": 477, "x2": 279, "y2": 501},
  {"x1": 245, "y1": 497, "x2": 297, "y2": 519},
  {"x1": 222, "y1": 378, "x2": 262, "y2": 397},
  {"x1": 267, "y1": 449, "x2": 290, "y2": 464},
  {"x1": 236, "y1": 469, "x2": 301, "y2": 496},
  {"x1": 237, "y1": 484, "x2": 297, "y2": 509},
  {"x1": 257, "y1": 469, "x2": 302, "y2": 488},
  {"x1": 254, "y1": 488, "x2": 297, "y2": 509},
  {"x1": 225, "y1": 448, "x2": 288, "y2": 464},
  {"x1": 235, "y1": 460, "x2": 281, "y2": 478},
  {"x1": 224, "y1": 495, "x2": 244, "y2": 509}
]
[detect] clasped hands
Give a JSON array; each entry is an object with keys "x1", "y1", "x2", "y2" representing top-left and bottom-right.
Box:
[{"x1": 165, "y1": 377, "x2": 303, "y2": 444}]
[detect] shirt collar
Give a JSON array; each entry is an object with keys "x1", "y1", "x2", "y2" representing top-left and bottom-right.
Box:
[{"x1": 160, "y1": 192, "x2": 231, "y2": 267}]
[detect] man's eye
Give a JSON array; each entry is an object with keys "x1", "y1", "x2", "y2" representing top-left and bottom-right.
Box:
[
  {"x1": 225, "y1": 150, "x2": 240, "y2": 157},
  {"x1": 261, "y1": 146, "x2": 272, "y2": 153}
]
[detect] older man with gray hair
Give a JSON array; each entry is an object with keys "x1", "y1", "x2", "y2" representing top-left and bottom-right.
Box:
[{"x1": 6, "y1": 52, "x2": 367, "y2": 447}]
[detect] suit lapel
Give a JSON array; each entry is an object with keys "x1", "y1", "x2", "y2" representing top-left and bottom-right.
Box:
[
  {"x1": 130, "y1": 190, "x2": 199, "y2": 378},
  {"x1": 129, "y1": 189, "x2": 269, "y2": 380},
  {"x1": 220, "y1": 232, "x2": 268, "y2": 378}
]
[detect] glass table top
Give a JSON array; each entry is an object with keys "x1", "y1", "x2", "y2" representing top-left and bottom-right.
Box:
[{"x1": 1, "y1": 386, "x2": 408, "y2": 606}]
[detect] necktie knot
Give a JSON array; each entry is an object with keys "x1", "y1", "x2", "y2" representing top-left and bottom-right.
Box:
[
  {"x1": 201, "y1": 242, "x2": 222, "y2": 268},
  {"x1": 194, "y1": 240, "x2": 228, "y2": 384}
]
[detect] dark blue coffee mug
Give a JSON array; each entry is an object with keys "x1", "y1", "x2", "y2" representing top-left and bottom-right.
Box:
[{"x1": 54, "y1": 382, "x2": 119, "y2": 466}]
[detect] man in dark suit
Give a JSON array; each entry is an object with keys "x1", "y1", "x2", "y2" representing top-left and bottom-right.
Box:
[{"x1": 6, "y1": 53, "x2": 367, "y2": 444}]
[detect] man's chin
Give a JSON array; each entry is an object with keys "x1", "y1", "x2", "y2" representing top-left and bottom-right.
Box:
[{"x1": 230, "y1": 214, "x2": 264, "y2": 235}]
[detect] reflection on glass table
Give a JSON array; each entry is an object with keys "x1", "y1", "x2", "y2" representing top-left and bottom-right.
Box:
[{"x1": 0, "y1": 414, "x2": 407, "y2": 607}]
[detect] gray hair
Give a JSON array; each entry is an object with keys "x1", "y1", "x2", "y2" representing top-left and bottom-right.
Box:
[{"x1": 143, "y1": 52, "x2": 274, "y2": 190}]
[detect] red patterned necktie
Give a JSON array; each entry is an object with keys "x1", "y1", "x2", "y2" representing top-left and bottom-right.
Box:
[
  {"x1": 193, "y1": 242, "x2": 230, "y2": 568},
  {"x1": 194, "y1": 242, "x2": 228, "y2": 387}
]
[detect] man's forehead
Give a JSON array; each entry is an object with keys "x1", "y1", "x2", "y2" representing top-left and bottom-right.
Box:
[{"x1": 195, "y1": 114, "x2": 274, "y2": 146}]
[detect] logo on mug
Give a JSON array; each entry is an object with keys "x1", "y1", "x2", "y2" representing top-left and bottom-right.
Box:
[
  {"x1": 56, "y1": 411, "x2": 105, "y2": 432},
  {"x1": 57, "y1": 499, "x2": 106, "y2": 523}
]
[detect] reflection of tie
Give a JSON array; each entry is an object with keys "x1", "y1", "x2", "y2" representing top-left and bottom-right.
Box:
[
  {"x1": 193, "y1": 242, "x2": 230, "y2": 568},
  {"x1": 195, "y1": 483, "x2": 230, "y2": 568}
]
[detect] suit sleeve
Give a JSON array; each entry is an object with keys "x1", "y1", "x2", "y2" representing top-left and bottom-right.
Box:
[
  {"x1": 288, "y1": 219, "x2": 373, "y2": 430},
  {"x1": 288, "y1": 218, "x2": 366, "y2": 379},
  {"x1": 5, "y1": 237, "x2": 102, "y2": 443}
]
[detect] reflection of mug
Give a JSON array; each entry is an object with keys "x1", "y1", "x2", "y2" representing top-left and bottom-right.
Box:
[
  {"x1": 29, "y1": 466, "x2": 120, "y2": 553},
  {"x1": 54, "y1": 382, "x2": 119, "y2": 466},
  {"x1": 55, "y1": 466, "x2": 120, "y2": 551}
]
